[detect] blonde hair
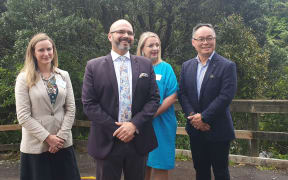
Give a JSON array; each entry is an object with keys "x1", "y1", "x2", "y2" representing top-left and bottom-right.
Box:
[
  {"x1": 21, "y1": 33, "x2": 58, "y2": 88},
  {"x1": 136, "y1": 32, "x2": 162, "y2": 61}
]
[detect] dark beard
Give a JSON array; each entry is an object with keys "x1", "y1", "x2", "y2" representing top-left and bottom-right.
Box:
[{"x1": 119, "y1": 37, "x2": 132, "y2": 43}]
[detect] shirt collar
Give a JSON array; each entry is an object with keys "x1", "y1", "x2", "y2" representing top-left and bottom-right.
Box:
[
  {"x1": 196, "y1": 51, "x2": 215, "y2": 65},
  {"x1": 111, "y1": 50, "x2": 131, "y2": 61}
]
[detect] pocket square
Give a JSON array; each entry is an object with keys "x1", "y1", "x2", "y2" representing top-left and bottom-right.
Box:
[
  {"x1": 210, "y1": 74, "x2": 214, "y2": 79},
  {"x1": 139, "y1": 73, "x2": 149, "y2": 78}
]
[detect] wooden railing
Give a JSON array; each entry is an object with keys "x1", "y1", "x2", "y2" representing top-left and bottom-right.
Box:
[{"x1": 1, "y1": 100, "x2": 288, "y2": 157}]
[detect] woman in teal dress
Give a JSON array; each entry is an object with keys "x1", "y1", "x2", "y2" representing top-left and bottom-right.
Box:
[{"x1": 137, "y1": 32, "x2": 178, "y2": 180}]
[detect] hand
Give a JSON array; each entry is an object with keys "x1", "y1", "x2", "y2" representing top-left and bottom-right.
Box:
[
  {"x1": 113, "y1": 122, "x2": 136, "y2": 143},
  {"x1": 188, "y1": 113, "x2": 210, "y2": 131},
  {"x1": 198, "y1": 123, "x2": 211, "y2": 131},
  {"x1": 48, "y1": 146, "x2": 60, "y2": 153},
  {"x1": 187, "y1": 113, "x2": 202, "y2": 126},
  {"x1": 45, "y1": 135, "x2": 65, "y2": 153}
]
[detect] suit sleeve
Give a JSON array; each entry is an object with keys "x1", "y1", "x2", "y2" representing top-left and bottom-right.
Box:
[
  {"x1": 201, "y1": 62, "x2": 237, "y2": 123},
  {"x1": 57, "y1": 72, "x2": 75, "y2": 141},
  {"x1": 81, "y1": 62, "x2": 118, "y2": 132},
  {"x1": 178, "y1": 62, "x2": 195, "y2": 117},
  {"x1": 15, "y1": 73, "x2": 50, "y2": 142},
  {"x1": 130, "y1": 63, "x2": 160, "y2": 132}
]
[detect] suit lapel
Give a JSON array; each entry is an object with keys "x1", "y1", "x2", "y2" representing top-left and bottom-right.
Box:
[
  {"x1": 199, "y1": 54, "x2": 218, "y2": 98},
  {"x1": 105, "y1": 54, "x2": 119, "y2": 101},
  {"x1": 131, "y1": 55, "x2": 139, "y2": 98},
  {"x1": 35, "y1": 76, "x2": 53, "y2": 110},
  {"x1": 54, "y1": 73, "x2": 65, "y2": 109},
  {"x1": 191, "y1": 59, "x2": 199, "y2": 99}
]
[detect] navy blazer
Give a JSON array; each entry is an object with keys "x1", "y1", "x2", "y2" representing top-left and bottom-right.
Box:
[
  {"x1": 178, "y1": 52, "x2": 237, "y2": 141},
  {"x1": 82, "y1": 53, "x2": 160, "y2": 159}
]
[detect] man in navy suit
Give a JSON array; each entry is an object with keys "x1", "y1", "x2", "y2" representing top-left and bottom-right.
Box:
[
  {"x1": 82, "y1": 19, "x2": 160, "y2": 180},
  {"x1": 178, "y1": 23, "x2": 237, "y2": 180}
]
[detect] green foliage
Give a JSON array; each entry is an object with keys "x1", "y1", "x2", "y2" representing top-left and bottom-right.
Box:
[
  {"x1": 176, "y1": 135, "x2": 190, "y2": 150},
  {"x1": 272, "y1": 153, "x2": 288, "y2": 160},
  {"x1": 72, "y1": 127, "x2": 89, "y2": 140},
  {"x1": 0, "y1": 67, "x2": 15, "y2": 108},
  {"x1": 268, "y1": 66, "x2": 288, "y2": 99},
  {"x1": 217, "y1": 14, "x2": 269, "y2": 98},
  {"x1": 175, "y1": 153, "x2": 191, "y2": 161},
  {"x1": 175, "y1": 111, "x2": 190, "y2": 150},
  {"x1": 259, "y1": 114, "x2": 288, "y2": 132},
  {"x1": 264, "y1": 1, "x2": 288, "y2": 99},
  {"x1": 0, "y1": 131, "x2": 21, "y2": 144},
  {"x1": 256, "y1": 165, "x2": 277, "y2": 171},
  {"x1": 0, "y1": 65, "x2": 18, "y2": 125}
]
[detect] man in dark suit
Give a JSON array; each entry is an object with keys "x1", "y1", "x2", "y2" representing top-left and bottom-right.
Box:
[
  {"x1": 82, "y1": 19, "x2": 160, "y2": 180},
  {"x1": 178, "y1": 23, "x2": 237, "y2": 180}
]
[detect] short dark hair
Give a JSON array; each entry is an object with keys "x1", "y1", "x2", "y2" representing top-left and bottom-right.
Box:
[{"x1": 192, "y1": 23, "x2": 216, "y2": 39}]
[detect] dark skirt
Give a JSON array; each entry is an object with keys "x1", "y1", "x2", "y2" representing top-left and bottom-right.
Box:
[{"x1": 20, "y1": 146, "x2": 81, "y2": 180}]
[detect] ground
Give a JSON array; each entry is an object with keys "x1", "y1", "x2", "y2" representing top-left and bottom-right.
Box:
[{"x1": 0, "y1": 152, "x2": 287, "y2": 180}]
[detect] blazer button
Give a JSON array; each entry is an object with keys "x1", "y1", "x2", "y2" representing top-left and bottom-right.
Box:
[{"x1": 51, "y1": 112, "x2": 54, "y2": 116}]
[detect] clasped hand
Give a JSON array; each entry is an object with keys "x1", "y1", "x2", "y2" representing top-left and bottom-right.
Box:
[
  {"x1": 45, "y1": 134, "x2": 65, "y2": 153},
  {"x1": 188, "y1": 113, "x2": 210, "y2": 131},
  {"x1": 113, "y1": 122, "x2": 136, "y2": 143}
]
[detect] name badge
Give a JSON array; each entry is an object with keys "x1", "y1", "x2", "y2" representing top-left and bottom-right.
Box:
[
  {"x1": 56, "y1": 78, "x2": 66, "y2": 89},
  {"x1": 156, "y1": 74, "x2": 162, "y2": 81}
]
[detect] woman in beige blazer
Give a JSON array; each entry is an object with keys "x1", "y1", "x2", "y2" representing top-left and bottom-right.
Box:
[{"x1": 15, "y1": 33, "x2": 80, "y2": 180}]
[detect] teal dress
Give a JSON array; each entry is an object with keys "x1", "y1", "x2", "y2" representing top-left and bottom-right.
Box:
[{"x1": 147, "y1": 61, "x2": 178, "y2": 170}]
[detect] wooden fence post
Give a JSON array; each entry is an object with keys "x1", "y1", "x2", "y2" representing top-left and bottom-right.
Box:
[{"x1": 249, "y1": 113, "x2": 259, "y2": 157}]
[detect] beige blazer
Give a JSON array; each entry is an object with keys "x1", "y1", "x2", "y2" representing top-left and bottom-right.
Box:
[{"x1": 15, "y1": 68, "x2": 75, "y2": 154}]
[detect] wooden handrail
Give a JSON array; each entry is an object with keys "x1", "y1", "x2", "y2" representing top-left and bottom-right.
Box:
[
  {"x1": 0, "y1": 124, "x2": 21, "y2": 131},
  {"x1": 230, "y1": 99, "x2": 288, "y2": 113},
  {"x1": 1, "y1": 120, "x2": 287, "y2": 142},
  {"x1": 1, "y1": 100, "x2": 288, "y2": 154},
  {"x1": 174, "y1": 99, "x2": 288, "y2": 113}
]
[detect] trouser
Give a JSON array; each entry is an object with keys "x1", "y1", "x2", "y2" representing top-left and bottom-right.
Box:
[
  {"x1": 189, "y1": 135, "x2": 231, "y2": 180},
  {"x1": 95, "y1": 139, "x2": 147, "y2": 180}
]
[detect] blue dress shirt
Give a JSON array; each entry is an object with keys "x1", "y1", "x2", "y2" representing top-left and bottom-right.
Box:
[{"x1": 196, "y1": 51, "x2": 215, "y2": 99}]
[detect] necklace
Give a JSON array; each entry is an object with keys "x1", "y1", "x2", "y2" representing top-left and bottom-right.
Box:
[{"x1": 41, "y1": 72, "x2": 53, "y2": 80}]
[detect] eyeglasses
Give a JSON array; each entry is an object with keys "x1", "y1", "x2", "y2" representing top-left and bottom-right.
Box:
[
  {"x1": 193, "y1": 37, "x2": 216, "y2": 43},
  {"x1": 110, "y1": 30, "x2": 134, "y2": 36}
]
